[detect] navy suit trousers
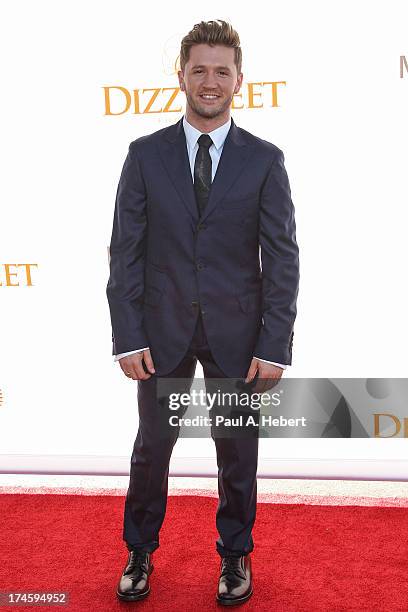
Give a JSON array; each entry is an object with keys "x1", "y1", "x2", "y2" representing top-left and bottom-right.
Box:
[{"x1": 123, "y1": 312, "x2": 259, "y2": 557}]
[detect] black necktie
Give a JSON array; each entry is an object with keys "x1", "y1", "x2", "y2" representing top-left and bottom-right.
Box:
[{"x1": 194, "y1": 134, "x2": 213, "y2": 217}]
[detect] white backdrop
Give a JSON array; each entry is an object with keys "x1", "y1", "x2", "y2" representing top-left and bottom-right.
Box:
[{"x1": 1, "y1": 0, "x2": 407, "y2": 478}]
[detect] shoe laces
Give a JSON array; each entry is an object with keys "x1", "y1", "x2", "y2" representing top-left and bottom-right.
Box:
[
  {"x1": 221, "y1": 556, "x2": 245, "y2": 579},
  {"x1": 126, "y1": 551, "x2": 149, "y2": 574}
]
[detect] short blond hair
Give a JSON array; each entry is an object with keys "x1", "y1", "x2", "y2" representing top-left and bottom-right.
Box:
[{"x1": 180, "y1": 19, "x2": 242, "y2": 75}]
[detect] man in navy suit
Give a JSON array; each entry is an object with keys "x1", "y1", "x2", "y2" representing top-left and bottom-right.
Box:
[{"x1": 107, "y1": 19, "x2": 299, "y2": 606}]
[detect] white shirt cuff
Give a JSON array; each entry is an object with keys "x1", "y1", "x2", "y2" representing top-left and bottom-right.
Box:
[
  {"x1": 253, "y1": 356, "x2": 287, "y2": 369},
  {"x1": 114, "y1": 350, "x2": 287, "y2": 368},
  {"x1": 114, "y1": 347, "x2": 149, "y2": 361}
]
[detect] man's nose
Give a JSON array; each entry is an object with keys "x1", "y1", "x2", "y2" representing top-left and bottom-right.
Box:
[{"x1": 202, "y1": 71, "x2": 218, "y2": 88}]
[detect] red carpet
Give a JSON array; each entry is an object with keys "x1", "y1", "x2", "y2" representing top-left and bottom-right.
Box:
[{"x1": 0, "y1": 494, "x2": 407, "y2": 611}]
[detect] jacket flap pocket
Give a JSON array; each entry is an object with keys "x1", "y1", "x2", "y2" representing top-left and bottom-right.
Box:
[
  {"x1": 144, "y1": 286, "x2": 164, "y2": 307},
  {"x1": 237, "y1": 292, "x2": 261, "y2": 313}
]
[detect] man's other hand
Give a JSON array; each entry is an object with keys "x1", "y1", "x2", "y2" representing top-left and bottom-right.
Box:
[
  {"x1": 119, "y1": 350, "x2": 155, "y2": 380},
  {"x1": 245, "y1": 358, "x2": 283, "y2": 392}
]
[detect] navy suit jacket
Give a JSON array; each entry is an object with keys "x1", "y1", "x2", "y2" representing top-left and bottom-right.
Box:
[{"x1": 106, "y1": 116, "x2": 299, "y2": 377}]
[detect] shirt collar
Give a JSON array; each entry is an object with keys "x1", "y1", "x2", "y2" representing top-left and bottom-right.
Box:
[{"x1": 182, "y1": 115, "x2": 231, "y2": 151}]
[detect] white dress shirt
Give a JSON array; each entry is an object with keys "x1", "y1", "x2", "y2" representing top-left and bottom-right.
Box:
[{"x1": 114, "y1": 115, "x2": 287, "y2": 370}]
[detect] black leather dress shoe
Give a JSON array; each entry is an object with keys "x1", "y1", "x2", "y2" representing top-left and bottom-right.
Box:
[
  {"x1": 216, "y1": 554, "x2": 253, "y2": 606},
  {"x1": 116, "y1": 550, "x2": 154, "y2": 601}
]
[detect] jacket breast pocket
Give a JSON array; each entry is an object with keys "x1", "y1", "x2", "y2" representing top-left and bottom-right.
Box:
[{"x1": 219, "y1": 195, "x2": 258, "y2": 210}]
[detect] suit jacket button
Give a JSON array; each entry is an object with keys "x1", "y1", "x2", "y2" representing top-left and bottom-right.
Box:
[{"x1": 196, "y1": 262, "x2": 205, "y2": 271}]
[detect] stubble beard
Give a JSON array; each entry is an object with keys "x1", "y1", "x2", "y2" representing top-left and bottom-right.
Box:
[{"x1": 185, "y1": 90, "x2": 233, "y2": 119}]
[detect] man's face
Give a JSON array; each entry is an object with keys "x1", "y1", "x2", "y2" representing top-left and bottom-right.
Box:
[{"x1": 178, "y1": 44, "x2": 243, "y2": 120}]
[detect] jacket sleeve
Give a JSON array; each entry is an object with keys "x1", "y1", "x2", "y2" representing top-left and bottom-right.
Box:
[
  {"x1": 106, "y1": 143, "x2": 149, "y2": 355},
  {"x1": 253, "y1": 149, "x2": 300, "y2": 365}
]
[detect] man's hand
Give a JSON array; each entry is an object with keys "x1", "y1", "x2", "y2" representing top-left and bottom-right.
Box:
[
  {"x1": 245, "y1": 358, "x2": 283, "y2": 392},
  {"x1": 119, "y1": 349, "x2": 155, "y2": 380}
]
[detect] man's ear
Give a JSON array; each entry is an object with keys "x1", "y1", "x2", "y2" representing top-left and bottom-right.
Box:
[
  {"x1": 234, "y1": 73, "x2": 244, "y2": 94},
  {"x1": 178, "y1": 70, "x2": 185, "y2": 91}
]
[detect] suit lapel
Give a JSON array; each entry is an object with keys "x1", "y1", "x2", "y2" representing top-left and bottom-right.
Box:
[
  {"x1": 158, "y1": 117, "x2": 198, "y2": 220},
  {"x1": 200, "y1": 117, "x2": 252, "y2": 223},
  {"x1": 158, "y1": 116, "x2": 253, "y2": 222}
]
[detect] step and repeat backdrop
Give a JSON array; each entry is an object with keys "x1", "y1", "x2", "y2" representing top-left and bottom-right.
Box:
[{"x1": 1, "y1": 0, "x2": 407, "y2": 478}]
